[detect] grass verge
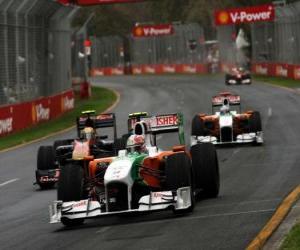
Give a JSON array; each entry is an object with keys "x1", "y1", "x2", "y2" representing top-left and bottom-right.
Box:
[
  {"x1": 0, "y1": 87, "x2": 117, "y2": 151},
  {"x1": 254, "y1": 75, "x2": 300, "y2": 89},
  {"x1": 280, "y1": 222, "x2": 300, "y2": 250}
]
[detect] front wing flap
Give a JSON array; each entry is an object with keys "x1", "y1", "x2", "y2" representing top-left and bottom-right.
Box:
[
  {"x1": 50, "y1": 187, "x2": 191, "y2": 224},
  {"x1": 191, "y1": 132, "x2": 263, "y2": 145}
]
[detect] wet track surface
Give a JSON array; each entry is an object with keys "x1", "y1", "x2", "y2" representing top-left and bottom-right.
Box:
[{"x1": 1, "y1": 75, "x2": 300, "y2": 249}]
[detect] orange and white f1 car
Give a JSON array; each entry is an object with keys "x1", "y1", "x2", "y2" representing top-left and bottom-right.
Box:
[
  {"x1": 191, "y1": 92, "x2": 263, "y2": 145},
  {"x1": 50, "y1": 113, "x2": 219, "y2": 226}
]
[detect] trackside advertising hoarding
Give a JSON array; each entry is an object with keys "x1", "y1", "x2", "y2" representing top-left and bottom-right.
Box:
[
  {"x1": 57, "y1": 0, "x2": 145, "y2": 5},
  {"x1": 0, "y1": 90, "x2": 74, "y2": 137},
  {"x1": 215, "y1": 4, "x2": 275, "y2": 25},
  {"x1": 132, "y1": 24, "x2": 174, "y2": 38}
]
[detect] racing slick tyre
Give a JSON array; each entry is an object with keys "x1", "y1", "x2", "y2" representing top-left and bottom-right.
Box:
[
  {"x1": 37, "y1": 146, "x2": 55, "y2": 170},
  {"x1": 249, "y1": 111, "x2": 262, "y2": 132},
  {"x1": 57, "y1": 163, "x2": 85, "y2": 226},
  {"x1": 36, "y1": 146, "x2": 56, "y2": 189},
  {"x1": 165, "y1": 153, "x2": 194, "y2": 213},
  {"x1": 191, "y1": 143, "x2": 219, "y2": 199},
  {"x1": 191, "y1": 115, "x2": 205, "y2": 136}
]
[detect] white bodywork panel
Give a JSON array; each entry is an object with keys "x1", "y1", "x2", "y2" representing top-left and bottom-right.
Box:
[{"x1": 49, "y1": 187, "x2": 192, "y2": 224}]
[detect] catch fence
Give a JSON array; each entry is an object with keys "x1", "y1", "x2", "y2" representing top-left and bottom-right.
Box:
[{"x1": 0, "y1": 0, "x2": 76, "y2": 106}]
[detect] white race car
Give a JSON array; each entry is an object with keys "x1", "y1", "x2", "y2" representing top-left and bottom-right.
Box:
[
  {"x1": 50, "y1": 113, "x2": 219, "y2": 226},
  {"x1": 191, "y1": 92, "x2": 263, "y2": 145}
]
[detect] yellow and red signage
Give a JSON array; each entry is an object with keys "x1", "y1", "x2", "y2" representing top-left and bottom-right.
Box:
[
  {"x1": 132, "y1": 24, "x2": 174, "y2": 38},
  {"x1": 57, "y1": 0, "x2": 145, "y2": 5},
  {"x1": 215, "y1": 4, "x2": 275, "y2": 26}
]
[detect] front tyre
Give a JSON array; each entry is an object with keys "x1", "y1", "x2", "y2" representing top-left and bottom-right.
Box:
[
  {"x1": 165, "y1": 153, "x2": 194, "y2": 214},
  {"x1": 57, "y1": 163, "x2": 85, "y2": 226}
]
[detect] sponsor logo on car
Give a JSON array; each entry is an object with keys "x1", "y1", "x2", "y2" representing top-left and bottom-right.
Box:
[
  {"x1": 155, "y1": 115, "x2": 178, "y2": 127},
  {"x1": 73, "y1": 200, "x2": 88, "y2": 208}
]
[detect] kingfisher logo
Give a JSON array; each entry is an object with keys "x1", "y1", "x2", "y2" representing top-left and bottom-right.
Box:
[{"x1": 215, "y1": 4, "x2": 274, "y2": 25}]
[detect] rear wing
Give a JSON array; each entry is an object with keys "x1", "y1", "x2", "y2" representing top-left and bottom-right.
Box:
[
  {"x1": 127, "y1": 112, "x2": 148, "y2": 132},
  {"x1": 212, "y1": 93, "x2": 240, "y2": 107},
  {"x1": 139, "y1": 113, "x2": 185, "y2": 145},
  {"x1": 76, "y1": 113, "x2": 117, "y2": 140}
]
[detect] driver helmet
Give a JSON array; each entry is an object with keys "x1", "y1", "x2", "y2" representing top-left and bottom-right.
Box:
[
  {"x1": 81, "y1": 127, "x2": 96, "y2": 140},
  {"x1": 220, "y1": 99, "x2": 230, "y2": 114},
  {"x1": 126, "y1": 135, "x2": 146, "y2": 153}
]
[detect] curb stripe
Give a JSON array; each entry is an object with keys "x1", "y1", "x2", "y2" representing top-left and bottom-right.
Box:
[
  {"x1": 246, "y1": 185, "x2": 300, "y2": 250},
  {"x1": 0, "y1": 88, "x2": 120, "y2": 153}
]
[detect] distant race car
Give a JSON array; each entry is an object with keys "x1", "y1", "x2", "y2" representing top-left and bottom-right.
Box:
[
  {"x1": 34, "y1": 111, "x2": 125, "y2": 189},
  {"x1": 191, "y1": 92, "x2": 263, "y2": 145},
  {"x1": 50, "y1": 113, "x2": 220, "y2": 226},
  {"x1": 225, "y1": 67, "x2": 251, "y2": 85}
]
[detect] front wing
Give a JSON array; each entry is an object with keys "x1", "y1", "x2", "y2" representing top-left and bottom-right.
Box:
[
  {"x1": 226, "y1": 76, "x2": 251, "y2": 85},
  {"x1": 50, "y1": 187, "x2": 191, "y2": 224},
  {"x1": 191, "y1": 132, "x2": 263, "y2": 145}
]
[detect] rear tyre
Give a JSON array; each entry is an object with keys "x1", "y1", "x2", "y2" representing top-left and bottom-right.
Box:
[
  {"x1": 165, "y1": 153, "x2": 194, "y2": 214},
  {"x1": 37, "y1": 146, "x2": 55, "y2": 171},
  {"x1": 249, "y1": 111, "x2": 262, "y2": 133},
  {"x1": 57, "y1": 163, "x2": 85, "y2": 226},
  {"x1": 191, "y1": 115, "x2": 205, "y2": 136},
  {"x1": 191, "y1": 143, "x2": 219, "y2": 198},
  {"x1": 36, "y1": 146, "x2": 56, "y2": 189}
]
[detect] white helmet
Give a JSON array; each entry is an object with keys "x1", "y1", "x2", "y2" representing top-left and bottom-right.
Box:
[{"x1": 126, "y1": 135, "x2": 146, "y2": 153}]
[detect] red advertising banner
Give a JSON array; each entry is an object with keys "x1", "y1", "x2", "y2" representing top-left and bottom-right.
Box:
[
  {"x1": 0, "y1": 90, "x2": 74, "y2": 137},
  {"x1": 132, "y1": 24, "x2": 174, "y2": 38},
  {"x1": 215, "y1": 4, "x2": 275, "y2": 26},
  {"x1": 57, "y1": 0, "x2": 145, "y2": 6}
]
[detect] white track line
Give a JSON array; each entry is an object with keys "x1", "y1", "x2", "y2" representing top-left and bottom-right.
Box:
[
  {"x1": 268, "y1": 107, "x2": 272, "y2": 117},
  {"x1": 0, "y1": 178, "x2": 20, "y2": 187},
  {"x1": 96, "y1": 226, "x2": 111, "y2": 234}
]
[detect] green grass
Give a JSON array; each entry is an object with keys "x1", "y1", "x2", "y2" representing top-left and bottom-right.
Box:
[
  {"x1": 0, "y1": 87, "x2": 117, "y2": 151},
  {"x1": 280, "y1": 222, "x2": 300, "y2": 250},
  {"x1": 254, "y1": 75, "x2": 300, "y2": 89}
]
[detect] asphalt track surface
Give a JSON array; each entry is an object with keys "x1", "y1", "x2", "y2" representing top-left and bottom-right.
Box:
[{"x1": 1, "y1": 75, "x2": 300, "y2": 250}]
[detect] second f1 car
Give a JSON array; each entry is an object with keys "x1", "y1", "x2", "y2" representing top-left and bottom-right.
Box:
[{"x1": 191, "y1": 92, "x2": 263, "y2": 145}]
